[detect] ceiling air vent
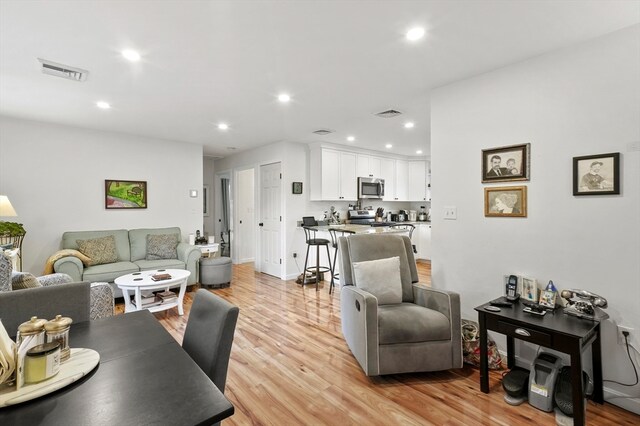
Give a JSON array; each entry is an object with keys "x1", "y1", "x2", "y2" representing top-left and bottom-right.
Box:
[
  {"x1": 38, "y1": 58, "x2": 88, "y2": 82},
  {"x1": 375, "y1": 109, "x2": 403, "y2": 118},
  {"x1": 312, "y1": 129, "x2": 335, "y2": 136}
]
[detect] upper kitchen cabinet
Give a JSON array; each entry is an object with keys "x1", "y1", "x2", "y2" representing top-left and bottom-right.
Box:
[
  {"x1": 356, "y1": 154, "x2": 381, "y2": 178},
  {"x1": 408, "y1": 160, "x2": 428, "y2": 201},
  {"x1": 382, "y1": 159, "x2": 409, "y2": 201},
  {"x1": 310, "y1": 147, "x2": 357, "y2": 201}
]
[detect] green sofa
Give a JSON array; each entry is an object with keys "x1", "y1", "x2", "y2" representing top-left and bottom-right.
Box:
[{"x1": 53, "y1": 227, "x2": 201, "y2": 298}]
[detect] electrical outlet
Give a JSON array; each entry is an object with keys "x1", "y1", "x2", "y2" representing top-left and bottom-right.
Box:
[
  {"x1": 443, "y1": 206, "x2": 457, "y2": 220},
  {"x1": 617, "y1": 325, "x2": 637, "y2": 348}
]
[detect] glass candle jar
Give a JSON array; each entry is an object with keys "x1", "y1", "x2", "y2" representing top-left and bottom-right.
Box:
[
  {"x1": 44, "y1": 315, "x2": 73, "y2": 362},
  {"x1": 17, "y1": 316, "x2": 47, "y2": 348},
  {"x1": 24, "y1": 341, "x2": 61, "y2": 383}
]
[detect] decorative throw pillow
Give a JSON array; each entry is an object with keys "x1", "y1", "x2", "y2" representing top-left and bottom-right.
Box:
[
  {"x1": 11, "y1": 272, "x2": 42, "y2": 290},
  {"x1": 76, "y1": 235, "x2": 118, "y2": 266},
  {"x1": 0, "y1": 253, "x2": 12, "y2": 292},
  {"x1": 352, "y1": 256, "x2": 403, "y2": 305},
  {"x1": 146, "y1": 234, "x2": 179, "y2": 260}
]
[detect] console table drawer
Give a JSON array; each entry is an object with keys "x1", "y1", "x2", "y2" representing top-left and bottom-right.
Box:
[{"x1": 497, "y1": 321, "x2": 552, "y2": 346}]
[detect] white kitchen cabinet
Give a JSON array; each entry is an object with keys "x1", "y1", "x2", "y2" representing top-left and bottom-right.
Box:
[
  {"x1": 379, "y1": 158, "x2": 395, "y2": 201},
  {"x1": 408, "y1": 160, "x2": 427, "y2": 201},
  {"x1": 310, "y1": 147, "x2": 357, "y2": 201},
  {"x1": 356, "y1": 154, "x2": 381, "y2": 178},
  {"x1": 395, "y1": 160, "x2": 409, "y2": 201},
  {"x1": 415, "y1": 223, "x2": 431, "y2": 260}
]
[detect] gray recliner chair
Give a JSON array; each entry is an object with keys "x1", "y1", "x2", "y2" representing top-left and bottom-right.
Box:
[{"x1": 339, "y1": 234, "x2": 462, "y2": 376}]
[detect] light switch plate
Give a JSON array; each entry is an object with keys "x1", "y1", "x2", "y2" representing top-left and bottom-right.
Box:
[{"x1": 444, "y1": 206, "x2": 457, "y2": 220}]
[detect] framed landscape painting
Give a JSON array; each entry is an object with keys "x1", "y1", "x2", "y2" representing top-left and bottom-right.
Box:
[
  {"x1": 484, "y1": 186, "x2": 527, "y2": 218},
  {"x1": 482, "y1": 143, "x2": 530, "y2": 183},
  {"x1": 573, "y1": 152, "x2": 620, "y2": 196},
  {"x1": 105, "y1": 180, "x2": 147, "y2": 209}
]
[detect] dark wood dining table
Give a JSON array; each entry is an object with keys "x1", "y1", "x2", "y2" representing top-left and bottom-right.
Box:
[{"x1": 0, "y1": 310, "x2": 234, "y2": 425}]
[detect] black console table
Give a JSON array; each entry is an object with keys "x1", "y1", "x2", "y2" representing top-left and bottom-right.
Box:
[{"x1": 475, "y1": 300, "x2": 606, "y2": 426}]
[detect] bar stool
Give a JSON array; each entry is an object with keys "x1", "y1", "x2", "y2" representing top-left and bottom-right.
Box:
[
  {"x1": 301, "y1": 218, "x2": 332, "y2": 291},
  {"x1": 389, "y1": 224, "x2": 417, "y2": 253},
  {"x1": 328, "y1": 228, "x2": 354, "y2": 294}
]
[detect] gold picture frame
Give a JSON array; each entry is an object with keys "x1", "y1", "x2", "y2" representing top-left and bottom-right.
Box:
[{"x1": 484, "y1": 186, "x2": 527, "y2": 218}]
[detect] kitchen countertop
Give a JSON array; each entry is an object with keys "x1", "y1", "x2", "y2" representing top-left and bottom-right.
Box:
[{"x1": 310, "y1": 224, "x2": 410, "y2": 234}]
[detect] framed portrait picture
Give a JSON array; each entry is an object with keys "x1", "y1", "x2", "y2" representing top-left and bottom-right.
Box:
[
  {"x1": 292, "y1": 182, "x2": 303, "y2": 194},
  {"x1": 539, "y1": 290, "x2": 557, "y2": 309},
  {"x1": 482, "y1": 143, "x2": 530, "y2": 183},
  {"x1": 484, "y1": 186, "x2": 527, "y2": 218},
  {"x1": 573, "y1": 152, "x2": 620, "y2": 196},
  {"x1": 105, "y1": 180, "x2": 147, "y2": 209},
  {"x1": 521, "y1": 276, "x2": 538, "y2": 302}
]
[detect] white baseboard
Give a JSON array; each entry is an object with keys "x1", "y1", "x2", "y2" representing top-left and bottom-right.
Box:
[{"x1": 604, "y1": 387, "x2": 640, "y2": 415}]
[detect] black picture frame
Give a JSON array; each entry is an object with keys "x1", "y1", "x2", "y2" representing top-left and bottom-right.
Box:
[
  {"x1": 573, "y1": 152, "x2": 620, "y2": 196},
  {"x1": 105, "y1": 180, "x2": 147, "y2": 209},
  {"x1": 292, "y1": 182, "x2": 303, "y2": 194},
  {"x1": 482, "y1": 143, "x2": 530, "y2": 183}
]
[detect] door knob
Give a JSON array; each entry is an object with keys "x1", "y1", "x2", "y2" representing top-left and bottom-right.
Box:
[{"x1": 259, "y1": 223, "x2": 264, "y2": 227}]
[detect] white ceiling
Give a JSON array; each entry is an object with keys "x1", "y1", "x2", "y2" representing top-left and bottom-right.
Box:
[{"x1": 1, "y1": 1, "x2": 638, "y2": 158}]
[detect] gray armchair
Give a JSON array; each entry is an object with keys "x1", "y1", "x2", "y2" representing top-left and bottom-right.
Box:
[{"x1": 339, "y1": 234, "x2": 462, "y2": 376}]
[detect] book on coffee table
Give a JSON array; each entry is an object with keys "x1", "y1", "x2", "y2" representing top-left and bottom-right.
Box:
[{"x1": 151, "y1": 273, "x2": 172, "y2": 281}]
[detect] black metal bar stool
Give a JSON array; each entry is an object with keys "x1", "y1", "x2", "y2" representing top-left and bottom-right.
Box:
[
  {"x1": 328, "y1": 228, "x2": 354, "y2": 294},
  {"x1": 388, "y1": 224, "x2": 417, "y2": 253},
  {"x1": 301, "y1": 218, "x2": 332, "y2": 291}
]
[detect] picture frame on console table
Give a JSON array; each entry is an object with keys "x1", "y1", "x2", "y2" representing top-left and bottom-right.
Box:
[
  {"x1": 105, "y1": 180, "x2": 147, "y2": 209},
  {"x1": 484, "y1": 186, "x2": 527, "y2": 218}
]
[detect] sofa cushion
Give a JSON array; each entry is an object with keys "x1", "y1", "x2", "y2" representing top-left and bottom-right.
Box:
[
  {"x1": 76, "y1": 235, "x2": 118, "y2": 266},
  {"x1": 146, "y1": 233, "x2": 179, "y2": 260},
  {"x1": 62, "y1": 229, "x2": 130, "y2": 262},
  {"x1": 134, "y1": 259, "x2": 186, "y2": 271},
  {"x1": 352, "y1": 256, "x2": 402, "y2": 305},
  {"x1": 378, "y1": 303, "x2": 451, "y2": 345},
  {"x1": 0, "y1": 253, "x2": 11, "y2": 292},
  {"x1": 11, "y1": 272, "x2": 41, "y2": 290},
  {"x1": 129, "y1": 227, "x2": 182, "y2": 262},
  {"x1": 82, "y1": 261, "x2": 139, "y2": 282}
]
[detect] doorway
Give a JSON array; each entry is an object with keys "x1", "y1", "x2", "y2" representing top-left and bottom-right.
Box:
[
  {"x1": 215, "y1": 171, "x2": 231, "y2": 257},
  {"x1": 234, "y1": 168, "x2": 255, "y2": 263},
  {"x1": 258, "y1": 162, "x2": 282, "y2": 278}
]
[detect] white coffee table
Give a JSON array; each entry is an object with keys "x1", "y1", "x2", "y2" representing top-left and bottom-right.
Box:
[{"x1": 115, "y1": 269, "x2": 191, "y2": 315}]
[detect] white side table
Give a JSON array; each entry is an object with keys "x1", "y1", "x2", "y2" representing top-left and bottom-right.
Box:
[{"x1": 198, "y1": 243, "x2": 220, "y2": 258}]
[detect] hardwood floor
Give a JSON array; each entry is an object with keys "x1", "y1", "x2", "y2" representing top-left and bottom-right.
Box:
[{"x1": 117, "y1": 261, "x2": 638, "y2": 425}]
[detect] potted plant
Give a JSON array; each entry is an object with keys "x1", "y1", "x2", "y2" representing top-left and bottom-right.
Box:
[{"x1": 0, "y1": 221, "x2": 26, "y2": 237}]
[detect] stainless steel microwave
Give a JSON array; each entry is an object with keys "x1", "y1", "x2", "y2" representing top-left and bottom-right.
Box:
[{"x1": 358, "y1": 177, "x2": 385, "y2": 199}]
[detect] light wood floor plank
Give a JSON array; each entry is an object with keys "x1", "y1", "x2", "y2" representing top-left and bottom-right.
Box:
[{"x1": 116, "y1": 261, "x2": 639, "y2": 425}]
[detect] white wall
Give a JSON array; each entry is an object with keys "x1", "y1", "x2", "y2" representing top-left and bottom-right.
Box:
[
  {"x1": 0, "y1": 116, "x2": 204, "y2": 274},
  {"x1": 431, "y1": 25, "x2": 640, "y2": 412}
]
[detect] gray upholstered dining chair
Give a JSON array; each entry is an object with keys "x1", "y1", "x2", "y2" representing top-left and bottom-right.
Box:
[
  {"x1": 339, "y1": 233, "x2": 463, "y2": 376},
  {"x1": 182, "y1": 289, "x2": 239, "y2": 393},
  {"x1": 0, "y1": 281, "x2": 92, "y2": 337}
]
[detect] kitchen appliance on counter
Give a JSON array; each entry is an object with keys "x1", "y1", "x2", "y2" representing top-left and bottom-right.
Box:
[
  {"x1": 397, "y1": 210, "x2": 408, "y2": 222},
  {"x1": 418, "y1": 206, "x2": 429, "y2": 221},
  {"x1": 408, "y1": 210, "x2": 417, "y2": 221},
  {"x1": 348, "y1": 210, "x2": 395, "y2": 227},
  {"x1": 358, "y1": 177, "x2": 385, "y2": 199}
]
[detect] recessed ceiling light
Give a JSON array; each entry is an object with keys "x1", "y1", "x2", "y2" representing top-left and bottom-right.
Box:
[
  {"x1": 416, "y1": 150, "x2": 423, "y2": 154},
  {"x1": 278, "y1": 93, "x2": 291, "y2": 103},
  {"x1": 218, "y1": 123, "x2": 229, "y2": 130},
  {"x1": 404, "y1": 122, "x2": 415, "y2": 129},
  {"x1": 96, "y1": 101, "x2": 111, "y2": 109},
  {"x1": 385, "y1": 143, "x2": 393, "y2": 149},
  {"x1": 406, "y1": 27, "x2": 425, "y2": 41},
  {"x1": 347, "y1": 136, "x2": 355, "y2": 142},
  {"x1": 121, "y1": 49, "x2": 141, "y2": 62}
]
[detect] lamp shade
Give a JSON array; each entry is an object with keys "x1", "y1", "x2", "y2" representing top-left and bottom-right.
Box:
[{"x1": 0, "y1": 195, "x2": 18, "y2": 217}]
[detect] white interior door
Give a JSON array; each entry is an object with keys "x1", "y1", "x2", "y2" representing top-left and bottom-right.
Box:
[
  {"x1": 259, "y1": 162, "x2": 282, "y2": 277},
  {"x1": 234, "y1": 168, "x2": 255, "y2": 263}
]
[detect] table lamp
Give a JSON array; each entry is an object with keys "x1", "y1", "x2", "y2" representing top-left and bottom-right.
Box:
[
  {"x1": 0, "y1": 195, "x2": 25, "y2": 270},
  {"x1": 0, "y1": 195, "x2": 18, "y2": 217}
]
